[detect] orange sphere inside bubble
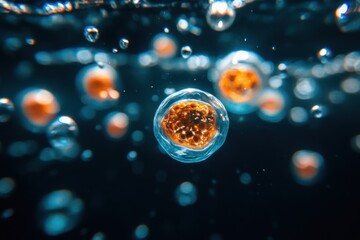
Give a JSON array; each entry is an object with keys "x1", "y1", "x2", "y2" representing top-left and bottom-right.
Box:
[
  {"x1": 294, "y1": 156, "x2": 319, "y2": 180},
  {"x1": 105, "y1": 112, "x2": 129, "y2": 139},
  {"x1": 153, "y1": 34, "x2": 177, "y2": 59},
  {"x1": 218, "y1": 67, "x2": 262, "y2": 103},
  {"x1": 21, "y1": 89, "x2": 60, "y2": 127},
  {"x1": 258, "y1": 93, "x2": 284, "y2": 115},
  {"x1": 83, "y1": 70, "x2": 119, "y2": 101},
  {"x1": 161, "y1": 101, "x2": 217, "y2": 149}
]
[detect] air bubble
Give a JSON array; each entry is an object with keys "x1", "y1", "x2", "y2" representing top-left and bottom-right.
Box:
[
  {"x1": 119, "y1": 38, "x2": 129, "y2": 49},
  {"x1": 84, "y1": 25, "x2": 99, "y2": 43},
  {"x1": 310, "y1": 105, "x2": 327, "y2": 118},
  {"x1": 47, "y1": 116, "x2": 79, "y2": 151},
  {"x1": 181, "y1": 45, "x2": 192, "y2": 59},
  {"x1": 0, "y1": 98, "x2": 14, "y2": 123},
  {"x1": 206, "y1": 1, "x2": 236, "y2": 31}
]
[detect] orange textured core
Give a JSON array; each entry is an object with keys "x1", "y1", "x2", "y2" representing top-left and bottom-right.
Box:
[
  {"x1": 84, "y1": 73, "x2": 118, "y2": 100},
  {"x1": 218, "y1": 68, "x2": 261, "y2": 102},
  {"x1": 161, "y1": 101, "x2": 217, "y2": 149},
  {"x1": 22, "y1": 91, "x2": 59, "y2": 126}
]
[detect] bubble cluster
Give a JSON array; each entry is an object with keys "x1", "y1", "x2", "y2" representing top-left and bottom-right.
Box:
[
  {"x1": 174, "y1": 181, "x2": 197, "y2": 206},
  {"x1": 37, "y1": 190, "x2": 84, "y2": 236}
]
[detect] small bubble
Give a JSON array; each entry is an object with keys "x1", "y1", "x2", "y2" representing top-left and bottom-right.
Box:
[
  {"x1": 131, "y1": 130, "x2": 144, "y2": 145},
  {"x1": 240, "y1": 172, "x2": 252, "y2": 185},
  {"x1": 119, "y1": 38, "x2": 129, "y2": 50},
  {"x1": 92, "y1": 232, "x2": 106, "y2": 240},
  {"x1": 181, "y1": 46, "x2": 192, "y2": 59},
  {"x1": 0, "y1": 177, "x2": 15, "y2": 198},
  {"x1": 317, "y1": 48, "x2": 332, "y2": 63},
  {"x1": 134, "y1": 224, "x2": 149, "y2": 239},
  {"x1": 127, "y1": 150, "x2": 138, "y2": 161},
  {"x1": 164, "y1": 27, "x2": 170, "y2": 33},
  {"x1": 112, "y1": 48, "x2": 118, "y2": 53},
  {"x1": 25, "y1": 38, "x2": 36, "y2": 45},
  {"x1": 0, "y1": 98, "x2": 14, "y2": 123},
  {"x1": 81, "y1": 149, "x2": 93, "y2": 161},
  {"x1": 310, "y1": 105, "x2": 326, "y2": 118},
  {"x1": 84, "y1": 25, "x2": 99, "y2": 43}
]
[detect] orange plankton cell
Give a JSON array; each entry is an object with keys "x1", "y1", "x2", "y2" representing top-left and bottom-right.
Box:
[
  {"x1": 83, "y1": 68, "x2": 119, "y2": 101},
  {"x1": 292, "y1": 150, "x2": 325, "y2": 185},
  {"x1": 104, "y1": 112, "x2": 129, "y2": 139},
  {"x1": 218, "y1": 67, "x2": 262, "y2": 103},
  {"x1": 161, "y1": 101, "x2": 217, "y2": 149},
  {"x1": 21, "y1": 89, "x2": 60, "y2": 127},
  {"x1": 152, "y1": 34, "x2": 177, "y2": 59}
]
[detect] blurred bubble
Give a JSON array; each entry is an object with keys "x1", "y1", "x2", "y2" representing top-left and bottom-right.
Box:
[
  {"x1": 351, "y1": 134, "x2": 360, "y2": 153},
  {"x1": 340, "y1": 77, "x2": 360, "y2": 94},
  {"x1": 164, "y1": 88, "x2": 176, "y2": 95},
  {"x1": 175, "y1": 181, "x2": 197, "y2": 206},
  {"x1": 131, "y1": 130, "x2": 144, "y2": 145},
  {"x1": 25, "y1": 38, "x2": 36, "y2": 46},
  {"x1": 239, "y1": 172, "x2": 252, "y2": 185},
  {"x1": 134, "y1": 224, "x2": 149, "y2": 239},
  {"x1": 209, "y1": 233, "x2": 223, "y2": 240},
  {"x1": 310, "y1": 105, "x2": 327, "y2": 118},
  {"x1": 1, "y1": 208, "x2": 14, "y2": 219},
  {"x1": 8, "y1": 140, "x2": 38, "y2": 158},
  {"x1": 125, "y1": 102, "x2": 140, "y2": 121},
  {"x1": 92, "y1": 232, "x2": 106, "y2": 240},
  {"x1": 104, "y1": 112, "x2": 129, "y2": 140},
  {"x1": 81, "y1": 149, "x2": 93, "y2": 161},
  {"x1": 37, "y1": 190, "x2": 83, "y2": 236},
  {"x1": 328, "y1": 90, "x2": 346, "y2": 104},
  {"x1": 84, "y1": 25, "x2": 99, "y2": 43},
  {"x1": 0, "y1": 98, "x2": 15, "y2": 123},
  {"x1": 181, "y1": 45, "x2": 192, "y2": 59},
  {"x1": 291, "y1": 150, "x2": 325, "y2": 186},
  {"x1": 127, "y1": 150, "x2": 138, "y2": 162},
  {"x1": 206, "y1": 1, "x2": 236, "y2": 31},
  {"x1": 294, "y1": 78, "x2": 317, "y2": 100},
  {"x1": 317, "y1": 48, "x2": 332, "y2": 63},
  {"x1": 335, "y1": 1, "x2": 360, "y2": 33},
  {"x1": 289, "y1": 107, "x2": 308, "y2": 125},
  {"x1": 119, "y1": 38, "x2": 129, "y2": 50},
  {"x1": 47, "y1": 116, "x2": 79, "y2": 151},
  {"x1": 79, "y1": 105, "x2": 96, "y2": 120},
  {"x1": 0, "y1": 177, "x2": 15, "y2": 198}
]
